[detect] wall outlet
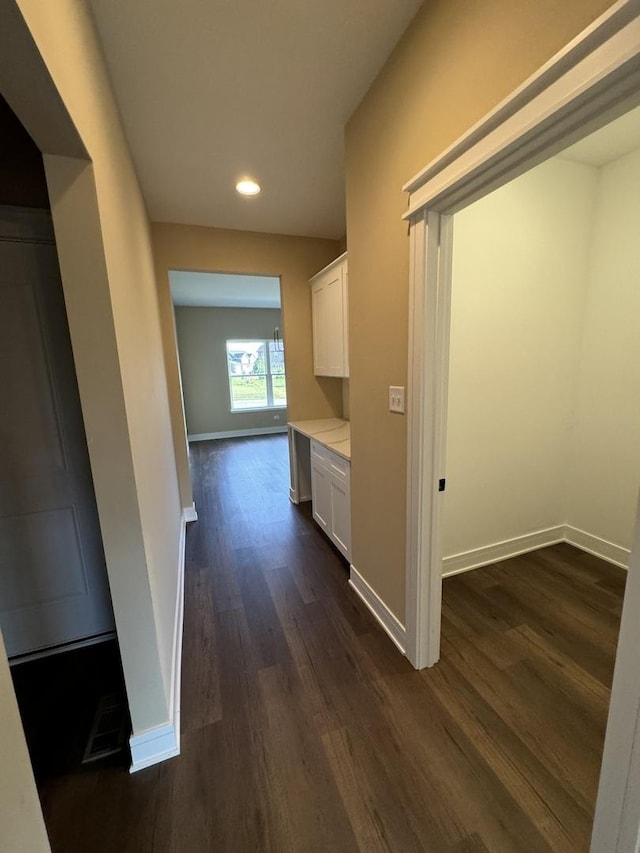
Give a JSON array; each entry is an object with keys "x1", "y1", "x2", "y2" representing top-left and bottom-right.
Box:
[
  {"x1": 273, "y1": 414, "x2": 281, "y2": 420},
  {"x1": 389, "y1": 386, "x2": 405, "y2": 414}
]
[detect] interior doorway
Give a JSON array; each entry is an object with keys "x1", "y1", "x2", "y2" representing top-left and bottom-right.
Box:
[
  {"x1": 403, "y1": 4, "x2": 640, "y2": 848},
  {"x1": 443, "y1": 107, "x2": 640, "y2": 580},
  {"x1": 0, "y1": 95, "x2": 114, "y2": 661},
  {"x1": 169, "y1": 270, "x2": 287, "y2": 444},
  {"x1": 0, "y1": 94, "x2": 129, "y2": 784}
]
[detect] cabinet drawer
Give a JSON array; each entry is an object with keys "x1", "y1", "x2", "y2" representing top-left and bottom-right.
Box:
[
  {"x1": 328, "y1": 451, "x2": 349, "y2": 483},
  {"x1": 310, "y1": 439, "x2": 331, "y2": 466}
]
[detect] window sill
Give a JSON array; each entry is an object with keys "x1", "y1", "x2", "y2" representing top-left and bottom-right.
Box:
[{"x1": 229, "y1": 406, "x2": 287, "y2": 414}]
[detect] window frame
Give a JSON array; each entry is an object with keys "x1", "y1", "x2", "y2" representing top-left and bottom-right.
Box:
[{"x1": 226, "y1": 338, "x2": 287, "y2": 413}]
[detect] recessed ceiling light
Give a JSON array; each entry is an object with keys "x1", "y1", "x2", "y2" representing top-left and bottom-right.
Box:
[{"x1": 236, "y1": 179, "x2": 261, "y2": 196}]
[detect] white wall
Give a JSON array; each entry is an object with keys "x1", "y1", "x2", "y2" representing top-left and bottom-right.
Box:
[
  {"x1": 445, "y1": 158, "x2": 597, "y2": 557},
  {"x1": 566, "y1": 147, "x2": 640, "y2": 550},
  {"x1": 445, "y1": 148, "x2": 640, "y2": 565}
]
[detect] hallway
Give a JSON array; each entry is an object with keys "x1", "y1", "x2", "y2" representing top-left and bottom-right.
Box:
[{"x1": 39, "y1": 434, "x2": 624, "y2": 852}]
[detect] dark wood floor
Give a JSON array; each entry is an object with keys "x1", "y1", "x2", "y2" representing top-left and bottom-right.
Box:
[{"x1": 39, "y1": 434, "x2": 625, "y2": 852}]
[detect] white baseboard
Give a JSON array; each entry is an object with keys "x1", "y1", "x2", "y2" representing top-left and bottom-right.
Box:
[
  {"x1": 349, "y1": 565, "x2": 406, "y2": 655},
  {"x1": 564, "y1": 525, "x2": 630, "y2": 570},
  {"x1": 443, "y1": 526, "x2": 565, "y2": 577},
  {"x1": 443, "y1": 524, "x2": 630, "y2": 578},
  {"x1": 129, "y1": 721, "x2": 180, "y2": 773},
  {"x1": 129, "y1": 509, "x2": 187, "y2": 773},
  {"x1": 188, "y1": 426, "x2": 287, "y2": 442},
  {"x1": 289, "y1": 487, "x2": 311, "y2": 505},
  {"x1": 183, "y1": 502, "x2": 198, "y2": 523}
]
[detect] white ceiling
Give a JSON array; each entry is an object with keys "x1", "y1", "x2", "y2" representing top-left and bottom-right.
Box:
[
  {"x1": 170, "y1": 270, "x2": 281, "y2": 309},
  {"x1": 558, "y1": 105, "x2": 640, "y2": 167},
  {"x1": 88, "y1": 0, "x2": 423, "y2": 240}
]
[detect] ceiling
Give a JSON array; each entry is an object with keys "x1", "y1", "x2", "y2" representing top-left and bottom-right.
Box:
[
  {"x1": 170, "y1": 270, "x2": 281, "y2": 309},
  {"x1": 88, "y1": 0, "x2": 423, "y2": 240},
  {"x1": 558, "y1": 105, "x2": 640, "y2": 167}
]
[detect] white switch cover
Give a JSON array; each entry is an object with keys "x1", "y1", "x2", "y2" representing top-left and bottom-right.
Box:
[{"x1": 389, "y1": 386, "x2": 405, "y2": 414}]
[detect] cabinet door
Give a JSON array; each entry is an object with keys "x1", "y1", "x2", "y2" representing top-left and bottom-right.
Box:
[
  {"x1": 324, "y1": 267, "x2": 345, "y2": 376},
  {"x1": 311, "y1": 459, "x2": 331, "y2": 534},
  {"x1": 311, "y1": 260, "x2": 347, "y2": 378},
  {"x1": 311, "y1": 278, "x2": 327, "y2": 375},
  {"x1": 330, "y1": 475, "x2": 351, "y2": 559}
]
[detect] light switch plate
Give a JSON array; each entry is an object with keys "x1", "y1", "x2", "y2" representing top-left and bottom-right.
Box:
[{"x1": 389, "y1": 386, "x2": 405, "y2": 414}]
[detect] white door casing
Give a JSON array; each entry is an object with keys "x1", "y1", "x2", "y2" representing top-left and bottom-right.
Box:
[
  {"x1": 0, "y1": 206, "x2": 115, "y2": 658},
  {"x1": 405, "y1": 211, "x2": 452, "y2": 669},
  {"x1": 402, "y1": 2, "x2": 640, "y2": 850}
]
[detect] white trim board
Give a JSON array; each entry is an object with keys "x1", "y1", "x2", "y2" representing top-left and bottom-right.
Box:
[
  {"x1": 349, "y1": 565, "x2": 406, "y2": 655},
  {"x1": 564, "y1": 525, "x2": 630, "y2": 570},
  {"x1": 442, "y1": 525, "x2": 630, "y2": 578},
  {"x1": 188, "y1": 426, "x2": 287, "y2": 442},
  {"x1": 129, "y1": 508, "x2": 188, "y2": 773},
  {"x1": 443, "y1": 526, "x2": 566, "y2": 577},
  {"x1": 183, "y1": 503, "x2": 198, "y2": 523},
  {"x1": 402, "y1": 2, "x2": 640, "y2": 218}
]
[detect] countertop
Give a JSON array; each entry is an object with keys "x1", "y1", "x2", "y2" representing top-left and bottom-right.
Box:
[{"x1": 288, "y1": 418, "x2": 351, "y2": 461}]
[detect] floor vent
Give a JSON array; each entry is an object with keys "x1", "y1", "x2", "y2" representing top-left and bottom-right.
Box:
[{"x1": 82, "y1": 693, "x2": 128, "y2": 764}]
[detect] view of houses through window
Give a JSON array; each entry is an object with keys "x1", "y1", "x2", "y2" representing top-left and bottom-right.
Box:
[{"x1": 226, "y1": 339, "x2": 287, "y2": 411}]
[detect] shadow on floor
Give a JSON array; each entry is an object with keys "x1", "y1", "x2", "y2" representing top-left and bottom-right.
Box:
[{"x1": 11, "y1": 639, "x2": 130, "y2": 783}]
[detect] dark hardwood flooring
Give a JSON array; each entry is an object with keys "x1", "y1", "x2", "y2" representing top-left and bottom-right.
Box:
[{"x1": 39, "y1": 434, "x2": 625, "y2": 852}]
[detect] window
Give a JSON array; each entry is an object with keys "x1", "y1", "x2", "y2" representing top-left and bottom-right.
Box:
[{"x1": 226, "y1": 339, "x2": 287, "y2": 411}]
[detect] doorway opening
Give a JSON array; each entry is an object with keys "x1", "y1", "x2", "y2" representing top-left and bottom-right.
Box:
[
  {"x1": 444, "y1": 107, "x2": 640, "y2": 579},
  {"x1": 403, "y1": 4, "x2": 640, "y2": 847},
  {"x1": 169, "y1": 270, "x2": 287, "y2": 443},
  {"x1": 437, "y1": 106, "x2": 639, "y2": 847},
  {"x1": 0, "y1": 93, "x2": 128, "y2": 781}
]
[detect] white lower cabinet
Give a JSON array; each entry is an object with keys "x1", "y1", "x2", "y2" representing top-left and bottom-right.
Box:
[
  {"x1": 310, "y1": 456, "x2": 331, "y2": 534},
  {"x1": 310, "y1": 440, "x2": 351, "y2": 560},
  {"x1": 329, "y1": 476, "x2": 350, "y2": 557}
]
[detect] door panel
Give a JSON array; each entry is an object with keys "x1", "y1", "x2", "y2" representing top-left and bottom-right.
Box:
[
  {"x1": 0, "y1": 509, "x2": 88, "y2": 610},
  {"x1": 1, "y1": 262, "x2": 66, "y2": 474},
  {"x1": 0, "y1": 206, "x2": 114, "y2": 658}
]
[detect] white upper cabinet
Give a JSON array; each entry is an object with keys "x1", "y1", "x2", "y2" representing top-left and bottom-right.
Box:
[{"x1": 310, "y1": 252, "x2": 348, "y2": 378}]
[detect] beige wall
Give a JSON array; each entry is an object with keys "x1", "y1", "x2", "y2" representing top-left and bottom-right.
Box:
[
  {"x1": 152, "y1": 223, "x2": 342, "y2": 508},
  {"x1": 345, "y1": 0, "x2": 616, "y2": 622},
  {"x1": 445, "y1": 157, "x2": 597, "y2": 556},
  {"x1": 12, "y1": 0, "x2": 182, "y2": 735},
  {"x1": 0, "y1": 630, "x2": 51, "y2": 853},
  {"x1": 567, "y1": 146, "x2": 640, "y2": 549},
  {"x1": 175, "y1": 306, "x2": 287, "y2": 435}
]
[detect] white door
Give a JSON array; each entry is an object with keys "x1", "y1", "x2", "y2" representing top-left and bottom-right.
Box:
[{"x1": 0, "y1": 206, "x2": 114, "y2": 658}]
